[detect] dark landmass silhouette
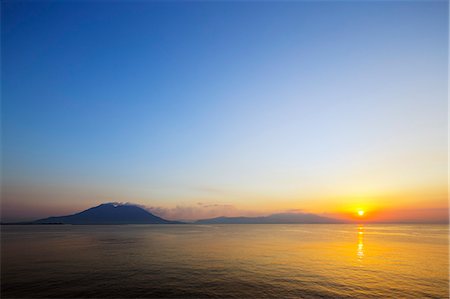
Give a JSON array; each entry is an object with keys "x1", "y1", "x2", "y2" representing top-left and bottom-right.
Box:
[
  {"x1": 2, "y1": 203, "x2": 346, "y2": 225},
  {"x1": 33, "y1": 203, "x2": 182, "y2": 225},
  {"x1": 195, "y1": 213, "x2": 346, "y2": 224}
]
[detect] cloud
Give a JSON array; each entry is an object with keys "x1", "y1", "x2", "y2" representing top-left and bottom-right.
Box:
[
  {"x1": 104, "y1": 201, "x2": 148, "y2": 209},
  {"x1": 146, "y1": 202, "x2": 318, "y2": 221},
  {"x1": 284, "y1": 208, "x2": 305, "y2": 213},
  {"x1": 146, "y1": 203, "x2": 262, "y2": 221}
]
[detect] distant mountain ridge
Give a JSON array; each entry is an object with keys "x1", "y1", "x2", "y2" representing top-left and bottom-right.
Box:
[
  {"x1": 7, "y1": 203, "x2": 345, "y2": 225},
  {"x1": 195, "y1": 213, "x2": 345, "y2": 224},
  {"x1": 34, "y1": 203, "x2": 181, "y2": 224}
]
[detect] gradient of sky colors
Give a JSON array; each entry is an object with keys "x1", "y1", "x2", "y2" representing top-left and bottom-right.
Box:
[{"x1": 1, "y1": 1, "x2": 448, "y2": 222}]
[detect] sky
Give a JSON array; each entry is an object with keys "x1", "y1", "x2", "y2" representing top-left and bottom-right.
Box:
[{"x1": 1, "y1": 0, "x2": 448, "y2": 222}]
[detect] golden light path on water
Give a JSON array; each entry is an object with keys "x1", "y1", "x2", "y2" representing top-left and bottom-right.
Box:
[{"x1": 358, "y1": 226, "x2": 364, "y2": 260}]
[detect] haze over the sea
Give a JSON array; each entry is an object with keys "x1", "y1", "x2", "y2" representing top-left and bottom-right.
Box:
[{"x1": 2, "y1": 1, "x2": 448, "y2": 223}]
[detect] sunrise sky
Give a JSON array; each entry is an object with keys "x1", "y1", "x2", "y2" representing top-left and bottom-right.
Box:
[{"x1": 2, "y1": 1, "x2": 448, "y2": 222}]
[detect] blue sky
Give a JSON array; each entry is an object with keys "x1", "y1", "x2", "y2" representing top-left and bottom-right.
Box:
[{"x1": 2, "y1": 1, "x2": 448, "y2": 221}]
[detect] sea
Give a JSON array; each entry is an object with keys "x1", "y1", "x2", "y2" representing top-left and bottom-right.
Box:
[{"x1": 1, "y1": 224, "x2": 448, "y2": 298}]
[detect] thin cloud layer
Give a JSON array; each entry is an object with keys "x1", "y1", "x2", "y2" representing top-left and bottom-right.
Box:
[{"x1": 147, "y1": 203, "x2": 263, "y2": 221}]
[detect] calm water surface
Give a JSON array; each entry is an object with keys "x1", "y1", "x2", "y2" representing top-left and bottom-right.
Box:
[{"x1": 1, "y1": 224, "x2": 448, "y2": 298}]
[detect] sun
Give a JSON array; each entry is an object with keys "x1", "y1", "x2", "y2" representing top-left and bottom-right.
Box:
[{"x1": 357, "y1": 210, "x2": 365, "y2": 216}]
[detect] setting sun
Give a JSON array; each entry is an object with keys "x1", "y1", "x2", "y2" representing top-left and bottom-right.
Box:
[{"x1": 358, "y1": 210, "x2": 365, "y2": 216}]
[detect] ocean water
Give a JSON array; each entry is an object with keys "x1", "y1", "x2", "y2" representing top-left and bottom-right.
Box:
[{"x1": 1, "y1": 224, "x2": 448, "y2": 298}]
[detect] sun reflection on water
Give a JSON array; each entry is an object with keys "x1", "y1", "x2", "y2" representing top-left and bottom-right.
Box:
[{"x1": 357, "y1": 226, "x2": 364, "y2": 260}]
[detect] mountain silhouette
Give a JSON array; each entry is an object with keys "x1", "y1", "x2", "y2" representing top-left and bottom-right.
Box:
[
  {"x1": 27, "y1": 205, "x2": 344, "y2": 225},
  {"x1": 34, "y1": 203, "x2": 181, "y2": 224},
  {"x1": 195, "y1": 213, "x2": 345, "y2": 224}
]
